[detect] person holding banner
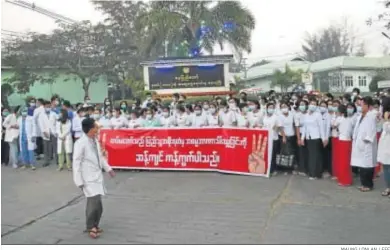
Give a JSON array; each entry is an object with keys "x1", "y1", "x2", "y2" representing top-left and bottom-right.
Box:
[
  {"x1": 263, "y1": 102, "x2": 282, "y2": 175},
  {"x1": 247, "y1": 100, "x2": 263, "y2": 128},
  {"x1": 73, "y1": 118, "x2": 115, "y2": 239},
  {"x1": 128, "y1": 110, "x2": 142, "y2": 129},
  {"x1": 190, "y1": 105, "x2": 208, "y2": 127},
  {"x1": 141, "y1": 108, "x2": 161, "y2": 128},
  {"x1": 160, "y1": 107, "x2": 176, "y2": 128},
  {"x1": 175, "y1": 105, "x2": 190, "y2": 127},
  {"x1": 220, "y1": 99, "x2": 238, "y2": 128},
  {"x1": 110, "y1": 108, "x2": 128, "y2": 129}
]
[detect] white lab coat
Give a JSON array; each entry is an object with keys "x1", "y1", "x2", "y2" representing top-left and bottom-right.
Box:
[
  {"x1": 98, "y1": 117, "x2": 112, "y2": 129},
  {"x1": 56, "y1": 120, "x2": 73, "y2": 154},
  {"x1": 72, "y1": 115, "x2": 84, "y2": 139},
  {"x1": 73, "y1": 134, "x2": 112, "y2": 198},
  {"x1": 33, "y1": 106, "x2": 44, "y2": 136},
  {"x1": 38, "y1": 111, "x2": 51, "y2": 140},
  {"x1": 350, "y1": 114, "x2": 377, "y2": 168},
  {"x1": 2, "y1": 114, "x2": 19, "y2": 142},
  {"x1": 377, "y1": 121, "x2": 390, "y2": 165},
  {"x1": 49, "y1": 111, "x2": 58, "y2": 136},
  {"x1": 18, "y1": 116, "x2": 36, "y2": 150}
]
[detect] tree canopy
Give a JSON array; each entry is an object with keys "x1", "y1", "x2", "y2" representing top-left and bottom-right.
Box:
[{"x1": 271, "y1": 65, "x2": 303, "y2": 92}]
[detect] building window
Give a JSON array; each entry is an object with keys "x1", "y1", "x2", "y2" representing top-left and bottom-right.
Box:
[
  {"x1": 345, "y1": 76, "x2": 354, "y2": 87},
  {"x1": 332, "y1": 75, "x2": 340, "y2": 87},
  {"x1": 358, "y1": 76, "x2": 367, "y2": 87}
]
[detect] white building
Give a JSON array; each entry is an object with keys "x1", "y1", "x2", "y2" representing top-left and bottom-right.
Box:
[{"x1": 236, "y1": 56, "x2": 390, "y2": 93}]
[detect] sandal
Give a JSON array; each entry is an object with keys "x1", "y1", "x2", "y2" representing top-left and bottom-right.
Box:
[
  {"x1": 359, "y1": 187, "x2": 372, "y2": 192},
  {"x1": 87, "y1": 227, "x2": 99, "y2": 239},
  {"x1": 381, "y1": 189, "x2": 390, "y2": 196}
]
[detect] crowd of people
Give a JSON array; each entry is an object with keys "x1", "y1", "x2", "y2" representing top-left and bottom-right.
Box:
[{"x1": 1, "y1": 88, "x2": 390, "y2": 197}]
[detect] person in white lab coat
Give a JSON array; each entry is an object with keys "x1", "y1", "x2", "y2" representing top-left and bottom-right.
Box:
[
  {"x1": 377, "y1": 99, "x2": 390, "y2": 197},
  {"x1": 98, "y1": 109, "x2": 112, "y2": 129},
  {"x1": 39, "y1": 101, "x2": 53, "y2": 167},
  {"x1": 18, "y1": 107, "x2": 37, "y2": 170},
  {"x1": 206, "y1": 103, "x2": 220, "y2": 127},
  {"x1": 73, "y1": 118, "x2": 115, "y2": 239},
  {"x1": 300, "y1": 100, "x2": 327, "y2": 179},
  {"x1": 33, "y1": 98, "x2": 45, "y2": 157},
  {"x1": 73, "y1": 108, "x2": 85, "y2": 142},
  {"x1": 175, "y1": 105, "x2": 190, "y2": 127},
  {"x1": 294, "y1": 100, "x2": 308, "y2": 175},
  {"x1": 351, "y1": 96, "x2": 377, "y2": 192},
  {"x1": 128, "y1": 110, "x2": 142, "y2": 128},
  {"x1": 278, "y1": 102, "x2": 296, "y2": 174},
  {"x1": 110, "y1": 108, "x2": 128, "y2": 129},
  {"x1": 247, "y1": 100, "x2": 263, "y2": 128},
  {"x1": 160, "y1": 107, "x2": 176, "y2": 128},
  {"x1": 49, "y1": 104, "x2": 59, "y2": 165},
  {"x1": 219, "y1": 99, "x2": 238, "y2": 128},
  {"x1": 3, "y1": 106, "x2": 20, "y2": 168},
  {"x1": 190, "y1": 105, "x2": 208, "y2": 127},
  {"x1": 237, "y1": 105, "x2": 250, "y2": 128},
  {"x1": 56, "y1": 109, "x2": 73, "y2": 171}
]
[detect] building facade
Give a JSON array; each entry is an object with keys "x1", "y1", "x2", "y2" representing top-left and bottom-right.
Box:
[
  {"x1": 1, "y1": 68, "x2": 108, "y2": 106},
  {"x1": 237, "y1": 56, "x2": 390, "y2": 93}
]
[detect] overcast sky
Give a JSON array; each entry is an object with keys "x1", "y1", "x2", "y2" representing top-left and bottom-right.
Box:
[{"x1": 1, "y1": 0, "x2": 388, "y2": 64}]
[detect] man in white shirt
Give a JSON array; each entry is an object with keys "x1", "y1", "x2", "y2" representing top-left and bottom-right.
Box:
[
  {"x1": 73, "y1": 118, "x2": 115, "y2": 239},
  {"x1": 72, "y1": 108, "x2": 85, "y2": 142},
  {"x1": 33, "y1": 98, "x2": 45, "y2": 158}
]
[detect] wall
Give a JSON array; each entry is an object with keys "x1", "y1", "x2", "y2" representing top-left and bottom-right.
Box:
[{"x1": 1, "y1": 69, "x2": 108, "y2": 106}]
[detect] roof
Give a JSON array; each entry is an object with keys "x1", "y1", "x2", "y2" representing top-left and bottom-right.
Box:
[
  {"x1": 237, "y1": 57, "x2": 311, "y2": 81},
  {"x1": 308, "y1": 56, "x2": 390, "y2": 72},
  {"x1": 236, "y1": 56, "x2": 390, "y2": 81}
]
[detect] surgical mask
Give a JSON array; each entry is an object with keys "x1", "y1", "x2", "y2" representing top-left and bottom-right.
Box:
[
  {"x1": 267, "y1": 109, "x2": 274, "y2": 115},
  {"x1": 229, "y1": 103, "x2": 236, "y2": 109},
  {"x1": 328, "y1": 107, "x2": 335, "y2": 112},
  {"x1": 203, "y1": 105, "x2": 209, "y2": 110},
  {"x1": 146, "y1": 114, "x2": 152, "y2": 120},
  {"x1": 195, "y1": 110, "x2": 201, "y2": 115},
  {"x1": 292, "y1": 96, "x2": 297, "y2": 100},
  {"x1": 248, "y1": 105, "x2": 256, "y2": 111},
  {"x1": 92, "y1": 114, "x2": 100, "y2": 120},
  {"x1": 281, "y1": 108, "x2": 289, "y2": 114},
  {"x1": 30, "y1": 102, "x2": 36, "y2": 107},
  {"x1": 105, "y1": 102, "x2": 110, "y2": 105},
  {"x1": 299, "y1": 105, "x2": 307, "y2": 112},
  {"x1": 356, "y1": 106, "x2": 362, "y2": 113},
  {"x1": 319, "y1": 107, "x2": 327, "y2": 114},
  {"x1": 146, "y1": 96, "x2": 151, "y2": 100},
  {"x1": 352, "y1": 92, "x2": 357, "y2": 96},
  {"x1": 2, "y1": 111, "x2": 9, "y2": 117},
  {"x1": 308, "y1": 105, "x2": 317, "y2": 112},
  {"x1": 45, "y1": 108, "x2": 51, "y2": 113},
  {"x1": 242, "y1": 107, "x2": 248, "y2": 113},
  {"x1": 209, "y1": 108, "x2": 216, "y2": 114},
  {"x1": 21, "y1": 111, "x2": 27, "y2": 116},
  {"x1": 121, "y1": 104, "x2": 126, "y2": 109},
  {"x1": 105, "y1": 113, "x2": 111, "y2": 118},
  {"x1": 162, "y1": 112, "x2": 169, "y2": 118},
  {"x1": 112, "y1": 112, "x2": 117, "y2": 117},
  {"x1": 347, "y1": 108, "x2": 354, "y2": 115}
]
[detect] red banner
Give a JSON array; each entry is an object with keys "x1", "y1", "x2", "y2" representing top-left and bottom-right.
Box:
[{"x1": 101, "y1": 128, "x2": 272, "y2": 177}]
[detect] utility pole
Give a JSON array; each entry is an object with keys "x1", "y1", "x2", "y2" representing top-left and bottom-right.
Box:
[{"x1": 241, "y1": 57, "x2": 248, "y2": 79}]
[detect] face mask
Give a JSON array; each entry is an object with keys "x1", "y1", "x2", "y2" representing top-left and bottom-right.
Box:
[
  {"x1": 45, "y1": 108, "x2": 51, "y2": 113},
  {"x1": 217, "y1": 100, "x2": 222, "y2": 104},
  {"x1": 209, "y1": 108, "x2": 216, "y2": 114},
  {"x1": 352, "y1": 92, "x2": 357, "y2": 96},
  {"x1": 292, "y1": 96, "x2": 297, "y2": 100},
  {"x1": 30, "y1": 102, "x2": 36, "y2": 107},
  {"x1": 319, "y1": 107, "x2": 327, "y2": 114},
  {"x1": 203, "y1": 105, "x2": 209, "y2": 110},
  {"x1": 121, "y1": 104, "x2": 127, "y2": 109},
  {"x1": 281, "y1": 108, "x2": 289, "y2": 114},
  {"x1": 112, "y1": 112, "x2": 117, "y2": 117},
  {"x1": 308, "y1": 105, "x2": 317, "y2": 112},
  {"x1": 146, "y1": 96, "x2": 151, "y2": 100},
  {"x1": 356, "y1": 106, "x2": 362, "y2": 113},
  {"x1": 105, "y1": 102, "x2": 110, "y2": 105},
  {"x1": 106, "y1": 113, "x2": 111, "y2": 118},
  {"x1": 162, "y1": 112, "x2": 169, "y2": 118},
  {"x1": 21, "y1": 111, "x2": 28, "y2": 116},
  {"x1": 229, "y1": 103, "x2": 236, "y2": 109},
  {"x1": 242, "y1": 107, "x2": 248, "y2": 113},
  {"x1": 299, "y1": 105, "x2": 306, "y2": 112},
  {"x1": 248, "y1": 105, "x2": 256, "y2": 111},
  {"x1": 328, "y1": 107, "x2": 334, "y2": 112},
  {"x1": 195, "y1": 110, "x2": 201, "y2": 115},
  {"x1": 347, "y1": 108, "x2": 354, "y2": 115},
  {"x1": 2, "y1": 111, "x2": 9, "y2": 117},
  {"x1": 267, "y1": 109, "x2": 274, "y2": 115},
  {"x1": 146, "y1": 114, "x2": 152, "y2": 120},
  {"x1": 92, "y1": 114, "x2": 100, "y2": 120}
]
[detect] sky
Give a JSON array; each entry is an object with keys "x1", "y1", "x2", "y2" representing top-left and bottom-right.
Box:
[{"x1": 1, "y1": 0, "x2": 388, "y2": 65}]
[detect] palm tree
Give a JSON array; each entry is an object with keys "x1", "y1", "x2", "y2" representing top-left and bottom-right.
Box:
[
  {"x1": 137, "y1": 1, "x2": 255, "y2": 58},
  {"x1": 271, "y1": 65, "x2": 303, "y2": 93}
]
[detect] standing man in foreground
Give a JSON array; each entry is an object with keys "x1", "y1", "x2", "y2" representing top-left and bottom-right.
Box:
[{"x1": 73, "y1": 118, "x2": 115, "y2": 239}]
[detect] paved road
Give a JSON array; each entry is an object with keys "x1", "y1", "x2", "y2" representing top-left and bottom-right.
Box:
[{"x1": 1, "y1": 165, "x2": 389, "y2": 244}]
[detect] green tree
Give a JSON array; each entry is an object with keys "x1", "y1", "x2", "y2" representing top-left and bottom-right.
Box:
[
  {"x1": 136, "y1": 1, "x2": 255, "y2": 57},
  {"x1": 271, "y1": 65, "x2": 303, "y2": 92},
  {"x1": 1, "y1": 83, "x2": 14, "y2": 108}
]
